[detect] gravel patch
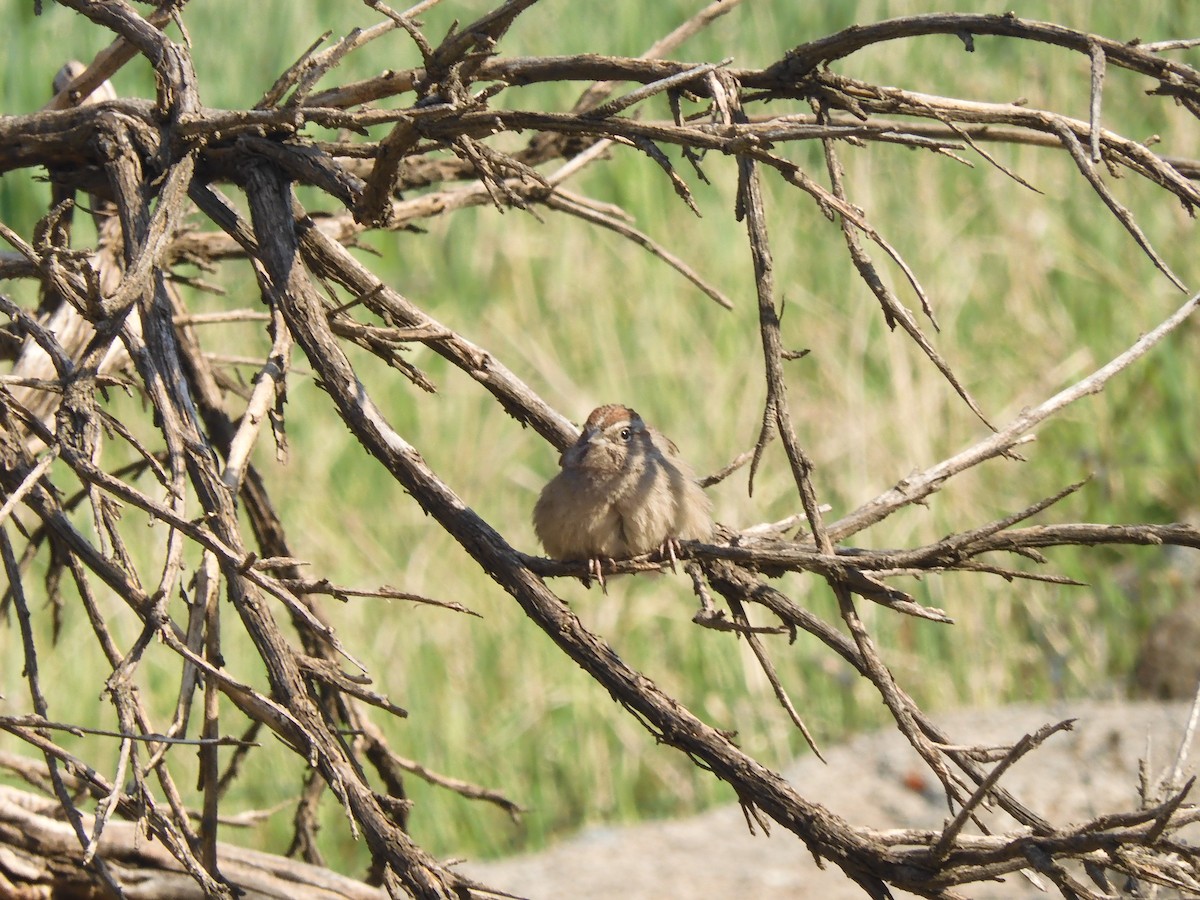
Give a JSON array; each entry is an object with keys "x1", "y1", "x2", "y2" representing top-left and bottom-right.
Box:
[{"x1": 462, "y1": 700, "x2": 1199, "y2": 898}]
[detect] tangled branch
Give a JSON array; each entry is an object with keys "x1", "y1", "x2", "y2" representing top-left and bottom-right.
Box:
[{"x1": 1, "y1": 2, "x2": 1198, "y2": 898}]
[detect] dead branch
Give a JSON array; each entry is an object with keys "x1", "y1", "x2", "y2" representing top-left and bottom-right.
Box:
[
  {"x1": 2, "y1": 4, "x2": 1199, "y2": 899},
  {"x1": 0, "y1": 784, "x2": 384, "y2": 900}
]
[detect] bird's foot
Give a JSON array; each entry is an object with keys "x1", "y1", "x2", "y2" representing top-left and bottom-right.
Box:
[
  {"x1": 587, "y1": 556, "x2": 611, "y2": 593},
  {"x1": 656, "y1": 537, "x2": 681, "y2": 573}
]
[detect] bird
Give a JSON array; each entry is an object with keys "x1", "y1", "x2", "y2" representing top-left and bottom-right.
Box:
[{"x1": 533, "y1": 404, "x2": 713, "y2": 589}]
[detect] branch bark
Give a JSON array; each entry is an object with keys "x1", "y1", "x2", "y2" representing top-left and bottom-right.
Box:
[{"x1": 3, "y1": 4, "x2": 1198, "y2": 898}]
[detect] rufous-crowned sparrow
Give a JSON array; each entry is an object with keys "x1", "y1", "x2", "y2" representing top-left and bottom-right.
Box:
[{"x1": 533, "y1": 404, "x2": 712, "y2": 587}]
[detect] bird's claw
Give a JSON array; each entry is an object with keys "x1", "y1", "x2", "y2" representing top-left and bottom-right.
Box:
[
  {"x1": 658, "y1": 538, "x2": 681, "y2": 573},
  {"x1": 587, "y1": 556, "x2": 609, "y2": 593}
]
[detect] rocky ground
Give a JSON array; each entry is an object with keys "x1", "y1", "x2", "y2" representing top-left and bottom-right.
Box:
[{"x1": 462, "y1": 700, "x2": 1200, "y2": 898}]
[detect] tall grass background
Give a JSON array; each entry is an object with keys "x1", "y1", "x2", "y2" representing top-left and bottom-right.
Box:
[{"x1": 2, "y1": 0, "x2": 1198, "y2": 874}]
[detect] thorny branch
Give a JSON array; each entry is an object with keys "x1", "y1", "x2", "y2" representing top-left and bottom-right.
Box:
[{"x1": 1, "y1": 3, "x2": 1198, "y2": 899}]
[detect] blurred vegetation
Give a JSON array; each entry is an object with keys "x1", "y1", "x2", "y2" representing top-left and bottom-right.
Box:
[{"x1": 2, "y1": 0, "x2": 1197, "y2": 873}]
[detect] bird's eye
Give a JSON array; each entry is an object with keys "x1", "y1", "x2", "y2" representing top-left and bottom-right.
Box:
[{"x1": 619, "y1": 427, "x2": 632, "y2": 441}]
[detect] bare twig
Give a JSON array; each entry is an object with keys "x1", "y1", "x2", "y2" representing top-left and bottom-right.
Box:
[
  {"x1": 829, "y1": 291, "x2": 1200, "y2": 542},
  {"x1": 4, "y1": 7, "x2": 1200, "y2": 899}
]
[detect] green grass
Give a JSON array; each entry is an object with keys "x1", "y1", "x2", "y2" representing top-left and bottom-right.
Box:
[{"x1": 2, "y1": 0, "x2": 1198, "y2": 876}]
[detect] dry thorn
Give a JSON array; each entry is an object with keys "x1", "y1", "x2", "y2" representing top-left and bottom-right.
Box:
[{"x1": 1052, "y1": 118, "x2": 1187, "y2": 292}]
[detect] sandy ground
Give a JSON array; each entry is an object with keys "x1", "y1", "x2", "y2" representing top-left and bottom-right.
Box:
[{"x1": 461, "y1": 700, "x2": 1200, "y2": 898}]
